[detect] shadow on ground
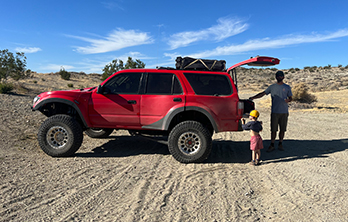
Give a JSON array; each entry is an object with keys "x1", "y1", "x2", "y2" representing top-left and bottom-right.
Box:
[{"x1": 75, "y1": 135, "x2": 348, "y2": 164}]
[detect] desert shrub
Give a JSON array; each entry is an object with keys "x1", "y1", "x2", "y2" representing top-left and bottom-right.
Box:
[
  {"x1": 67, "y1": 83, "x2": 74, "y2": 88},
  {"x1": 0, "y1": 82, "x2": 14, "y2": 94},
  {"x1": 292, "y1": 83, "x2": 317, "y2": 103},
  {"x1": 59, "y1": 68, "x2": 71, "y2": 80},
  {"x1": 308, "y1": 67, "x2": 316, "y2": 72}
]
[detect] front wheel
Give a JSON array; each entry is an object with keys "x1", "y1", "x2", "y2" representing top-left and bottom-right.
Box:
[
  {"x1": 37, "y1": 114, "x2": 83, "y2": 157},
  {"x1": 85, "y1": 128, "x2": 114, "y2": 138},
  {"x1": 168, "y1": 121, "x2": 212, "y2": 163}
]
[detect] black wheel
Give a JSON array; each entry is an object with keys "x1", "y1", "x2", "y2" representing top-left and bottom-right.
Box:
[
  {"x1": 37, "y1": 114, "x2": 83, "y2": 157},
  {"x1": 168, "y1": 121, "x2": 212, "y2": 163},
  {"x1": 85, "y1": 128, "x2": 114, "y2": 138}
]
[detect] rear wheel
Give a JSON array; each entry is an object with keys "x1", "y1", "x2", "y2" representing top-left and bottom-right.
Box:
[
  {"x1": 168, "y1": 121, "x2": 212, "y2": 163},
  {"x1": 85, "y1": 128, "x2": 114, "y2": 138},
  {"x1": 37, "y1": 114, "x2": 83, "y2": 157}
]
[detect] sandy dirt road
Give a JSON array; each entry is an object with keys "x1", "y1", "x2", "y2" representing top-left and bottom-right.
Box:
[{"x1": 0, "y1": 91, "x2": 347, "y2": 222}]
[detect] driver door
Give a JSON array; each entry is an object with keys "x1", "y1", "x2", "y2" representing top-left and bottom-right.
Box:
[{"x1": 89, "y1": 72, "x2": 142, "y2": 128}]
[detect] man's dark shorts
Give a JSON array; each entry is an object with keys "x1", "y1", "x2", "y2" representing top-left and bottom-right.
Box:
[{"x1": 271, "y1": 113, "x2": 289, "y2": 132}]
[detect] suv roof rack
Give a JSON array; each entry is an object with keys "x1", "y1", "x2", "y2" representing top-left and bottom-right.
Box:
[{"x1": 157, "y1": 67, "x2": 176, "y2": 70}]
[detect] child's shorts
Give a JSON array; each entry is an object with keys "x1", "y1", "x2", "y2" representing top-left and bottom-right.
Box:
[{"x1": 250, "y1": 135, "x2": 264, "y2": 151}]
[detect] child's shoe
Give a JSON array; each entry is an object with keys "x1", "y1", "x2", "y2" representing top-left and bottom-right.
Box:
[{"x1": 249, "y1": 160, "x2": 256, "y2": 166}]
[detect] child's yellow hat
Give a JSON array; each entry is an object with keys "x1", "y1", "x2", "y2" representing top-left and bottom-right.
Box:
[{"x1": 249, "y1": 110, "x2": 260, "y2": 118}]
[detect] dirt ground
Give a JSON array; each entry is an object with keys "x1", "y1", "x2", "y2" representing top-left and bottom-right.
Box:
[{"x1": 1, "y1": 76, "x2": 348, "y2": 221}]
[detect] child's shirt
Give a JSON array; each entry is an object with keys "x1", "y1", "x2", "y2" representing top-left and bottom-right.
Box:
[{"x1": 242, "y1": 121, "x2": 263, "y2": 133}]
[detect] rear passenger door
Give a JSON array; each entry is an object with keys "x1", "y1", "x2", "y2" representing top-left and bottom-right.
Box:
[{"x1": 140, "y1": 72, "x2": 185, "y2": 129}]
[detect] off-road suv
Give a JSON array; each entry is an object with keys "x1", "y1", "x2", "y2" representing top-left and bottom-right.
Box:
[{"x1": 32, "y1": 56, "x2": 279, "y2": 163}]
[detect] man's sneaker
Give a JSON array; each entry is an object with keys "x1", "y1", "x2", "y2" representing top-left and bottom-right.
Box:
[
  {"x1": 267, "y1": 145, "x2": 275, "y2": 152},
  {"x1": 278, "y1": 144, "x2": 284, "y2": 151}
]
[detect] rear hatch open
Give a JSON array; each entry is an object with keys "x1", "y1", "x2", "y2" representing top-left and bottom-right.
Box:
[{"x1": 228, "y1": 56, "x2": 280, "y2": 119}]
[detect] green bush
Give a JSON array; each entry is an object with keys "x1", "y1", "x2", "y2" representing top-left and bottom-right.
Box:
[
  {"x1": 59, "y1": 68, "x2": 71, "y2": 80},
  {"x1": 0, "y1": 82, "x2": 14, "y2": 94},
  {"x1": 67, "y1": 83, "x2": 74, "y2": 88}
]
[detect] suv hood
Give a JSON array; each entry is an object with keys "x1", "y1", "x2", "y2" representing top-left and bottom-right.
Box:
[
  {"x1": 38, "y1": 86, "x2": 96, "y2": 97},
  {"x1": 33, "y1": 87, "x2": 96, "y2": 107}
]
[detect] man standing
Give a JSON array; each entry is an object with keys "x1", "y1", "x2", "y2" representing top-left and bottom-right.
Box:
[{"x1": 249, "y1": 71, "x2": 292, "y2": 152}]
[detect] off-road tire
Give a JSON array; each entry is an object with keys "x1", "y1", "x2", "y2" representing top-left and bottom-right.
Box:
[
  {"x1": 85, "y1": 128, "x2": 114, "y2": 138},
  {"x1": 37, "y1": 114, "x2": 83, "y2": 157},
  {"x1": 168, "y1": 121, "x2": 212, "y2": 163}
]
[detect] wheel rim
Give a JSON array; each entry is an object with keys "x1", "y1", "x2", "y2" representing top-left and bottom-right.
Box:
[
  {"x1": 178, "y1": 131, "x2": 201, "y2": 155},
  {"x1": 46, "y1": 126, "x2": 69, "y2": 149}
]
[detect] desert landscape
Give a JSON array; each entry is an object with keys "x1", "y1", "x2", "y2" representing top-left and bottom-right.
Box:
[{"x1": 1, "y1": 68, "x2": 348, "y2": 221}]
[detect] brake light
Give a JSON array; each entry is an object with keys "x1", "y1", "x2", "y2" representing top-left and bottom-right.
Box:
[{"x1": 238, "y1": 101, "x2": 244, "y2": 117}]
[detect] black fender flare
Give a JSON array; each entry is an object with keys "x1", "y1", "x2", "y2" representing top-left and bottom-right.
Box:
[
  {"x1": 142, "y1": 106, "x2": 219, "y2": 133},
  {"x1": 33, "y1": 98, "x2": 88, "y2": 128}
]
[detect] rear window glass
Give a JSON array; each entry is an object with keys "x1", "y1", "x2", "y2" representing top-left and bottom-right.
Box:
[
  {"x1": 184, "y1": 73, "x2": 232, "y2": 96},
  {"x1": 146, "y1": 73, "x2": 183, "y2": 95}
]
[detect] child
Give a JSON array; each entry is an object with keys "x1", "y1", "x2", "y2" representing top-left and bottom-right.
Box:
[{"x1": 241, "y1": 110, "x2": 264, "y2": 166}]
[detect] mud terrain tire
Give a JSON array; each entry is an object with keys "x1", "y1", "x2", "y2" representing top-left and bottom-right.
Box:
[
  {"x1": 37, "y1": 114, "x2": 83, "y2": 157},
  {"x1": 85, "y1": 128, "x2": 114, "y2": 138},
  {"x1": 168, "y1": 121, "x2": 212, "y2": 163}
]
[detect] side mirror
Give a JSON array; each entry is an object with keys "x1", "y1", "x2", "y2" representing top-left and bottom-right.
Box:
[{"x1": 97, "y1": 85, "x2": 104, "y2": 94}]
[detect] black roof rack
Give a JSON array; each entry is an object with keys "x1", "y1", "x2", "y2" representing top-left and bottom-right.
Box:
[{"x1": 157, "y1": 67, "x2": 176, "y2": 70}]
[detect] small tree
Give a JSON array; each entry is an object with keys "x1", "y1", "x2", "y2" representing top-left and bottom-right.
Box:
[
  {"x1": 101, "y1": 57, "x2": 145, "y2": 81},
  {"x1": 0, "y1": 49, "x2": 31, "y2": 82},
  {"x1": 59, "y1": 68, "x2": 71, "y2": 80}
]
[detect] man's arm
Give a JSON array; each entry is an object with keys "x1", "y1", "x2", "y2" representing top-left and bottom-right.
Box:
[
  {"x1": 249, "y1": 91, "x2": 266, "y2": 100},
  {"x1": 285, "y1": 96, "x2": 292, "y2": 103}
]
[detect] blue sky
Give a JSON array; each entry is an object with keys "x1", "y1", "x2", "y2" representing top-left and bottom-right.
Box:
[{"x1": 2, "y1": 0, "x2": 348, "y2": 74}]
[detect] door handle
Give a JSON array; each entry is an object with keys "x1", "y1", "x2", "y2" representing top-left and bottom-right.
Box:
[
  {"x1": 173, "y1": 98, "x2": 182, "y2": 102},
  {"x1": 127, "y1": 100, "x2": 137, "y2": 104}
]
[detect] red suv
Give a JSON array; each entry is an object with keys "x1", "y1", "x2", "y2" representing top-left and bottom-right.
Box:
[{"x1": 32, "y1": 56, "x2": 279, "y2": 163}]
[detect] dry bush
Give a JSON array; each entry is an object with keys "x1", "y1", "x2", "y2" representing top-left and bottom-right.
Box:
[{"x1": 292, "y1": 83, "x2": 317, "y2": 103}]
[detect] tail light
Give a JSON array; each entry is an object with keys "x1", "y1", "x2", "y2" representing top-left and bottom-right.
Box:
[{"x1": 237, "y1": 101, "x2": 244, "y2": 117}]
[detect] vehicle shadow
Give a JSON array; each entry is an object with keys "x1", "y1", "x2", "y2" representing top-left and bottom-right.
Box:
[
  {"x1": 76, "y1": 135, "x2": 348, "y2": 165},
  {"x1": 76, "y1": 135, "x2": 170, "y2": 158}
]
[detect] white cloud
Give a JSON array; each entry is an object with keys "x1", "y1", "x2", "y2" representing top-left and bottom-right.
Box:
[
  {"x1": 67, "y1": 28, "x2": 154, "y2": 54},
  {"x1": 167, "y1": 17, "x2": 248, "y2": 50},
  {"x1": 102, "y1": 1, "x2": 125, "y2": 11},
  {"x1": 40, "y1": 64, "x2": 75, "y2": 72},
  {"x1": 186, "y1": 29, "x2": 348, "y2": 58},
  {"x1": 15, "y1": 47, "x2": 41, "y2": 53}
]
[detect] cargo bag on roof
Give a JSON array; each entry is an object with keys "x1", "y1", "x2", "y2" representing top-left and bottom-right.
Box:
[{"x1": 176, "y1": 57, "x2": 226, "y2": 71}]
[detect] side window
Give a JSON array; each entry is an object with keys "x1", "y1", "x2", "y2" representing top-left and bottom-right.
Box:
[
  {"x1": 184, "y1": 73, "x2": 232, "y2": 96},
  {"x1": 146, "y1": 73, "x2": 183, "y2": 95},
  {"x1": 103, "y1": 73, "x2": 142, "y2": 94}
]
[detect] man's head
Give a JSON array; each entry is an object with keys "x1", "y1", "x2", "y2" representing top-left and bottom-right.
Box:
[{"x1": 275, "y1": 71, "x2": 284, "y2": 83}]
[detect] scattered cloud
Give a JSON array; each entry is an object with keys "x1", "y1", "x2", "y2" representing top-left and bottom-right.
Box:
[
  {"x1": 102, "y1": 1, "x2": 125, "y2": 11},
  {"x1": 67, "y1": 28, "x2": 154, "y2": 54},
  {"x1": 167, "y1": 17, "x2": 249, "y2": 50},
  {"x1": 15, "y1": 47, "x2": 41, "y2": 53},
  {"x1": 39, "y1": 64, "x2": 75, "y2": 72},
  {"x1": 185, "y1": 29, "x2": 348, "y2": 58}
]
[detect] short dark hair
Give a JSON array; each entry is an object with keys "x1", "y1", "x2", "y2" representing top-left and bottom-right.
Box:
[{"x1": 276, "y1": 71, "x2": 284, "y2": 77}]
